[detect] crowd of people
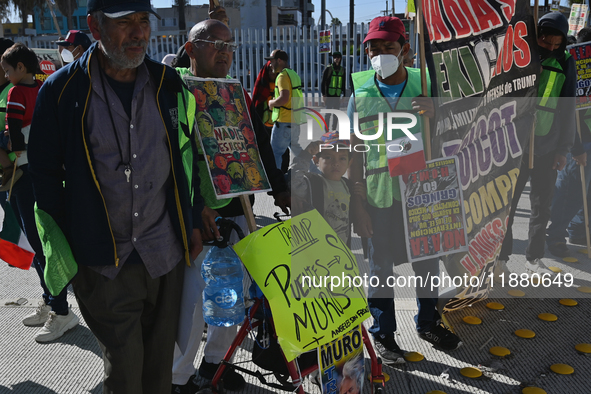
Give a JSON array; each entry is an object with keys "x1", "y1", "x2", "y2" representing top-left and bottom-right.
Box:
[{"x1": 0, "y1": 0, "x2": 587, "y2": 392}]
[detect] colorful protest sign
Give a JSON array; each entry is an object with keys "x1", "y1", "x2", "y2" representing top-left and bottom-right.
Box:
[
  {"x1": 320, "y1": 30, "x2": 331, "y2": 54},
  {"x1": 569, "y1": 42, "x2": 591, "y2": 110},
  {"x1": 424, "y1": 0, "x2": 539, "y2": 310},
  {"x1": 33, "y1": 48, "x2": 63, "y2": 83},
  {"x1": 568, "y1": 3, "x2": 588, "y2": 37},
  {"x1": 400, "y1": 157, "x2": 469, "y2": 262},
  {"x1": 184, "y1": 77, "x2": 271, "y2": 198},
  {"x1": 233, "y1": 210, "x2": 370, "y2": 361},
  {"x1": 319, "y1": 325, "x2": 364, "y2": 394}
]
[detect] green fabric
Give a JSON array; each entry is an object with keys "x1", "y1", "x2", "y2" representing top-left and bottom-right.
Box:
[
  {"x1": 352, "y1": 68, "x2": 427, "y2": 207},
  {"x1": 272, "y1": 68, "x2": 304, "y2": 124},
  {"x1": 535, "y1": 55, "x2": 569, "y2": 137},
  {"x1": 35, "y1": 206, "x2": 78, "y2": 297},
  {"x1": 177, "y1": 67, "x2": 232, "y2": 210},
  {"x1": 328, "y1": 65, "x2": 344, "y2": 97},
  {"x1": 0, "y1": 82, "x2": 15, "y2": 169}
]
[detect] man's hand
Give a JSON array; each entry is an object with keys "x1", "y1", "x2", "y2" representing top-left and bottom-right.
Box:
[
  {"x1": 351, "y1": 204, "x2": 373, "y2": 238},
  {"x1": 574, "y1": 152, "x2": 587, "y2": 167},
  {"x1": 274, "y1": 191, "x2": 291, "y2": 215},
  {"x1": 411, "y1": 95, "x2": 435, "y2": 118},
  {"x1": 190, "y1": 229, "x2": 203, "y2": 261},
  {"x1": 352, "y1": 181, "x2": 367, "y2": 202},
  {"x1": 201, "y1": 206, "x2": 221, "y2": 242},
  {"x1": 553, "y1": 154, "x2": 567, "y2": 171},
  {"x1": 268, "y1": 99, "x2": 276, "y2": 110}
]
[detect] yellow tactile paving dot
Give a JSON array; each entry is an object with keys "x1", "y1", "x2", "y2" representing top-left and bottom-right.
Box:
[
  {"x1": 548, "y1": 266, "x2": 562, "y2": 273},
  {"x1": 515, "y1": 329, "x2": 536, "y2": 338},
  {"x1": 463, "y1": 316, "x2": 482, "y2": 325},
  {"x1": 508, "y1": 289, "x2": 525, "y2": 297},
  {"x1": 486, "y1": 302, "x2": 504, "y2": 310},
  {"x1": 460, "y1": 367, "x2": 482, "y2": 378},
  {"x1": 550, "y1": 364, "x2": 574, "y2": 375},
  {"x1": 559, "y1": 299, "x2": 578, "y2": 306},
  {"x1": 538, "y1": 313, "x2": 558, "y2": 322},
  {"x1": 564, "y1": 256, "x2": 579, "y2": 262},
  {"x1": 368, "y1": 372, "x2": 390, "y2": 383},
  {"x1": 404, "y1": 352, "x2": 424, "y2": 362},
  {"x1": 522, "y1": 387, "x2": 547, "y2": 394},
  {"x1": 577, "y1": 286, "x2": 591, "y2": 294},
  {"x1": 489, "y1": 346, "x2": 511, "y2": 357},
  {"x1": 575, "y1": 343, "x2": 591, "y2": 354}
]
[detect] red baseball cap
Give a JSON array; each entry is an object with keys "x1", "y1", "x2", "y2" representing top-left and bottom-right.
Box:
[{"x1": 363, "y1": 16, "x2": 406, "y2": 44}]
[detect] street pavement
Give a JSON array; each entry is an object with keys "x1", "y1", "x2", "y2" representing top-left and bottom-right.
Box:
[{"x1": 1, "y1": 183, "x2": 590, "y2": 394}]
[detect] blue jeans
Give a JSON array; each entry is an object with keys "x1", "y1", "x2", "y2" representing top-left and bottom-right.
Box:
[
  {"x1": 270, "y1": 121, "x2": 302, "y2": 170},
  {"x1": 7, "y1": 165, "x2": 68, "y2": 314},
  {"x1": 547, "y1": 152, "x2": 591, "y2": 244},
  {"x1": 366, "y1": 202, "x2": 440, "y2": 336}
]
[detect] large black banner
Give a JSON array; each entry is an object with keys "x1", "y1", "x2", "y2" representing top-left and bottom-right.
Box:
[{"x1": 424, "y1": 0, "x2": 540, "y2": 309}]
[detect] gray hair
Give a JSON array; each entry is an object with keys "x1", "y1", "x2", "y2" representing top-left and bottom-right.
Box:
[
  {"x1": 90, "y1": 11, "x2": 107, "y2": 31},
  {"x1": 341, "y1": 355, "x2": 364, "y2": 392}
]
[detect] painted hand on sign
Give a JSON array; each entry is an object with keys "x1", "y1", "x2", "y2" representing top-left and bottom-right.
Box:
[{"x1": 234, "y1": 210, "x2": 370, "y2": 361}]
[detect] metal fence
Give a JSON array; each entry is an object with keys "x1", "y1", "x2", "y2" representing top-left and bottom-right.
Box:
[{"x1": 14, "y1": 23, "x2": 373, "y2": 104}]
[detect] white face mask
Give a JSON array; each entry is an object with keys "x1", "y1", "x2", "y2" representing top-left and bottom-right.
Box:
[
  {"x1": 61, "y1": 48, "x2": 74, "y2": 63},
  {"x1": 371, "y1": 53, "x2": 402, "y2": 79}
]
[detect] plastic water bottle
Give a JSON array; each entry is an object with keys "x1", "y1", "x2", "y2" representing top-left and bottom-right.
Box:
[{"x1": 201, "y1": 245, "x2": 245, "y2": 327}]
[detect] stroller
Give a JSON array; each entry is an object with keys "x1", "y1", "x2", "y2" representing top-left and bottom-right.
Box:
[{"x1": 202, "y1": 219, "x2": 387, "y2": 394}]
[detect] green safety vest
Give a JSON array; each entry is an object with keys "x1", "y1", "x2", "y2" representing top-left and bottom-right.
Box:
[
  {"x1": 328, "y1": 65, "x2": 344, "y2": 97},
  {"x1": 351, "y1": 67, "x2": 428, "y2": 207},
  {"x1": 177, "y1": 85, "x2": 197, "y2": 204},
  {"x1": 535, "y1": 53, "x2": 571, "y2": 136},
  {"x1": 272, "y1": 68, "x2": 304, "y2": 124}
]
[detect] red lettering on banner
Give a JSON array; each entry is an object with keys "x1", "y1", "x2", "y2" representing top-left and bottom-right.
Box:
[
  {"x1": 410, "y1": 238, "x2": 422, "y2": 256},
  {"x1": 496, "y1": 0, "x2": 517, "y2": 23},
  {"x1": 460, "y1": 254, "x2": 478, "y2": 276},
  {"x1": 424, "y1": 0, "x2": 452, "y2": 42},
  {"x1": 513, "y1": 22, "x2": 531, "y2": 67},
  {"x1": 454, "y1": 228, "x2": 466, "y2": 248},
  {"x1": 503, "y1": 25, "x2": 514, "y2": 73},
  {"x1": 441, "y1": 166, "x2": 449, "y2": 177},
  {"x1": 432, "y1": 233, "x2": 441, "y2": 252},
  {"x1": 443, "y1": 231, "x2": 454, "y2": 250},
  {"x1": 469, "y1": 0, "x2": 503, "y2": 33},
  {"x1": 442, "y1": 0, "x2": 473, "y2": 39}
]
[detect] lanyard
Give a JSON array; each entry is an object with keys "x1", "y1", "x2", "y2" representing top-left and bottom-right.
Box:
[{"x1": 98, "y1": 69, "x2": 133, "y2": 183}]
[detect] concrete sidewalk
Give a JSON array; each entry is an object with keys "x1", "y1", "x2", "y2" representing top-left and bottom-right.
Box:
[{"x1": 1, "y1": 185, "x2": 590, "y2": 394}]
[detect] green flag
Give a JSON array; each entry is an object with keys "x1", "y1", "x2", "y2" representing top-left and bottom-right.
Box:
[{"x1": 35, "y1": 205, "x2": 77, "y2": 296}]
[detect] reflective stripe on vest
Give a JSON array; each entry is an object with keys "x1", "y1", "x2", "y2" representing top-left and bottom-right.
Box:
[
  {"x1": 535, "y1": 55, "x2": 569, "y2": 137},
  {"x1": 352, "y1": 68, "x2": 428, "y2": 207},
  {"x1": 328, "y1": 65, "x2": 344, "y2": 97},
  {"x1": 272, "y1": 68, "x2": 304, "y2": 124}
]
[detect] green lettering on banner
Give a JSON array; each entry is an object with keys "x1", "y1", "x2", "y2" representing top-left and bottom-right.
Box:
[{"x1": 233, "y1": 210, "x2": 370, "y2": 362}]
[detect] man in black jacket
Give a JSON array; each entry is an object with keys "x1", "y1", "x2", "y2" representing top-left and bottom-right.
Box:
[{"x1": 28, "y1": 1, "x2": 204, "y2": 393}]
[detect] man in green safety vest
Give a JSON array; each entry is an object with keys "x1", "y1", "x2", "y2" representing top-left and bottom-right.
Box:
[
  {"x1": 348, "y1": 16, "x2": 462, "y2": 365},
  {"x1": 266, "y1": 49, "x2": 304, "y2": 170},
  {"x1": 321, "y1": 51, "x2": 346, "y2": 130},
  {"x1": 496, "y1": 12, "x2": 576, "y2": 279}
]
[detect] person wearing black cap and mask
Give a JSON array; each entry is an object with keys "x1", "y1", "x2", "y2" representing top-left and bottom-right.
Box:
[
  {"x1": 495, "y1": 12, "x2": 576, "y2": 280},
  {"x1": 56, "y1": 30, "x2": 92, "y2": 63},
  {"x1": 321, "y1": 51, "x2": 346, "y2": 130},
  {"x1": 28, "y1": 0, "x2": 205, "y2": 392}
]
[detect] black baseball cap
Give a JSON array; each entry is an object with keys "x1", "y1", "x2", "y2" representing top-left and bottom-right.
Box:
[
  {"x1": 56, "y1": 31, "x2": 92, "y2": 50},
  {"x1": 264, "y1": 50, "x2": 288, "y2": 61},
  {"x1": 331, "y1": 51, "x2": 342, "y2": 57},
  {"x1": 87, "y1": 0, "x2": 161, "y2": 19}
]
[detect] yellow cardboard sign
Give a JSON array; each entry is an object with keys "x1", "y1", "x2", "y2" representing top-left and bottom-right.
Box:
[{"x1": 234, "y1": 210, "x2": 369, "y2": 361}]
